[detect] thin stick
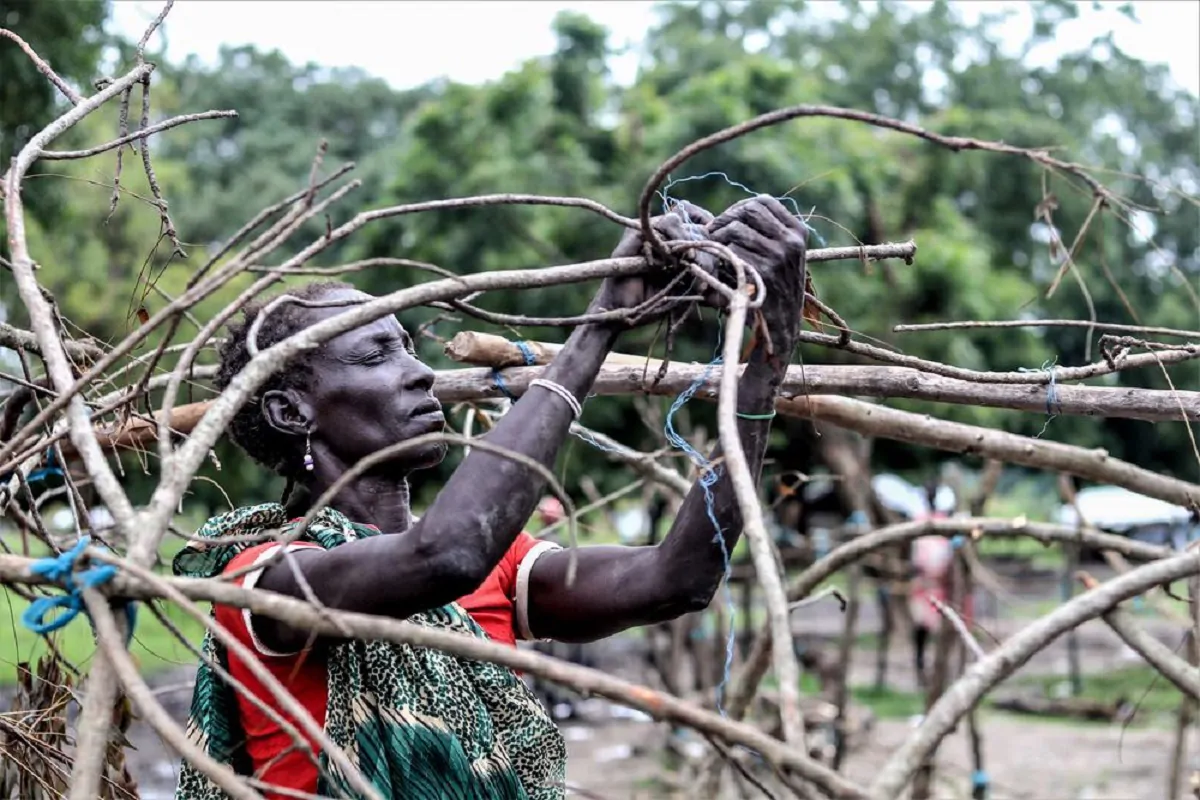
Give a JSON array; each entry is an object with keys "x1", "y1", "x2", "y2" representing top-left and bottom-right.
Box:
[
  {"x1": 716, "y1": 281, "x2": 806, "y2": 747},
  {"x1": 869, "y1": 549, "x2": 1200, "y2": 800},
  {"x1": 929, "y1": 596, "x2": 986, "y2": 662},
  {"x1": 895, "y1": 318, "x2": 1200, "y2": 339},
  {"x1": 40, "y1": 110, "x2": 237, "y2": 160},
  {"x1": 0, "y1": 28, "x2": 84, "y2": 104},
  {"x1": 82, "y1": 591, "x2": 265, "y2": 800},
  {"x1": 0, "y1": 555, "x2": 867, "y2": 800}
]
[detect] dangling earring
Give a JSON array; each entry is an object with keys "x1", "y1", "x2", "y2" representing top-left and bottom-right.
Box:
[{"x1": 303, "y1": 432, "x2": 314, "y2": 472}]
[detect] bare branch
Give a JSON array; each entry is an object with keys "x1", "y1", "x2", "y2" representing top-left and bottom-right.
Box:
[
  {"x1": 869, "y1": 549, "x2": 1200, "y2": 799},
  {"x1": 784, "y1": 395, "x2": 1200, "y2": 511},
  {"x1": 0, "y1": 554, "x2": 867, "y2": 800},
  {"x1": 895, "y1": 317, "x2": 1200, "y2": 339},
  {"x1": 637, "y1": 104, "x2": 1117, "y2": 257},
  {"x1": 1078, "y1": 572, "x2": 1200, "y2": 700},
  {"x1": 0, "y1": 28, "x2": 84, "y2": 104},
  {"x1": 39, "y1": 110, "x2": 238, "y2": 160},
  {"x1": 716, "y1": 279, "x2": 806, "y2": 747},
  {"x1": 440, "y1": 336, "x2": 1200, "y2": 423},
  {"x1": 0, "y1": 320, "x2": 104, "y2": 362}
]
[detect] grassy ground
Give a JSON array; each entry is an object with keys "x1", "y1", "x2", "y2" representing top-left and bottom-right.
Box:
[
  {"x1": 0, "y1": 589, "x2": 208, "y2": 685},
  {"x1": 0, "y1": 520, "x2": 207, "y2": 686},
  {"x1": 1009, "y1": 664, "x2": 1184, "y2": 725},
  {"x1": 768, "y1": 664, "x2": 1184, "y2": 727}
]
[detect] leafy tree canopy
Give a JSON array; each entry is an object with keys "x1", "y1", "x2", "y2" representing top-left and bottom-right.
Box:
[{"x1": 6, "y1": 0, "x2": 1197, "y2": 511}]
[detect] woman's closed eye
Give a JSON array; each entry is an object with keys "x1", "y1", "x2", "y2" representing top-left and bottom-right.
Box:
[
  {"x1": 356, "y1": 349, "x2": 389, "y2": 365},
  {"x1": 345, "y1": 331, "x2": 415, "y2": 365},
  {"x1": 348, "y1": 342, "x2": 396, "y2": 365}
]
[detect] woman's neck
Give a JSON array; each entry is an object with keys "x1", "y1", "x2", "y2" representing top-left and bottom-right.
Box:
[{"x1": 300, "y1": 467, "x2": 414, "y2": 533}]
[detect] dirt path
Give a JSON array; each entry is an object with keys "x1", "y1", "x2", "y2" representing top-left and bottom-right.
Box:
[{"x1": 554, "y1": 709, "x2": 1179, "y2": 800}]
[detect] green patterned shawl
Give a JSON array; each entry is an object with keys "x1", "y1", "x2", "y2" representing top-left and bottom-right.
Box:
[{"x1": 171, "y1": 503, "x2": 566, "y2": 800}]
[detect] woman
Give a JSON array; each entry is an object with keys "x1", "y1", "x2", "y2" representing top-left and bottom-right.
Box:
[
  {"x1": 173, "y1": 195, "x2": 809, "y2": 800},
  {"x1": 909, "y1": 481, "x2": 973, "y2": 688}
]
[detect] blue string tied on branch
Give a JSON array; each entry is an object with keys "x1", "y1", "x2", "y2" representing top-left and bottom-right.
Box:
[
  {"x1": 1018, "y1": 357, "x2": 1062, "y2": 438},
  {"x1": 490, "y1": 340, "x2": 539, "y2": 401},
  {"x1": 0, "y1": 447, "x2": 65, "y2": 490},
  {"x1": 21, "y1": 535, "x2": 137, "y2": 644},
  {"x1": 654, "y1": 178, "x2": 744, "y2": 715}
]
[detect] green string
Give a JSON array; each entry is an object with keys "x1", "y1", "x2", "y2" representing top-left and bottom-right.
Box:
[{"x1": 736, "y1": 409, "x2": 777, "y2": 421}]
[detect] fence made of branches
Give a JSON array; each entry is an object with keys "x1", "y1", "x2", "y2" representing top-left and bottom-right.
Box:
[{"x1": 2, "y1": 4, "x2": 1198, "y2": 800}]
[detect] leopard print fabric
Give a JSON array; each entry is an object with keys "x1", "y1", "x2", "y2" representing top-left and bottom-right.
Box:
[{"x1": 173, "y1": 503, "x2": 565, "y2": 800}]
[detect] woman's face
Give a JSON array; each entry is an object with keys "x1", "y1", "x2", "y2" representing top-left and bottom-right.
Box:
[{"x1": 283, "y1": 288, "x2": 447, "y2": 475}]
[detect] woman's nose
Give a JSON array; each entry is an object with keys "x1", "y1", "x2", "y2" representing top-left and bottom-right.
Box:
[{"x1": 401, "y1": 352, "x2": 436, "y2": 392}]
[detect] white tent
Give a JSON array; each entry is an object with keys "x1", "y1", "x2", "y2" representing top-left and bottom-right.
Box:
[
  {"x1": 1055, "y1": 485, "x2": 1192, "y2": 531},
  {"x1": 872, "y1": 473, "x2": 931, "y2": 520}
]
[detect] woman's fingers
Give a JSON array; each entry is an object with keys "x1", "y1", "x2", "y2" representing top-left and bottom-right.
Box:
[
  {"x1": 674, "y1": 199, "x2": 715, "y2": 227},
  {"x1": 755, "y1": 194, "x2": 808, "y2": 236},
  {"x1": 709, "y1": 195, "x2": 801, "y2": 241},
  {"x1": 656, "y1": 201, "x2": 714, "y2": 242},
  {"x1": 711, "y1": 219, "x2": 778, "y2": 261}
]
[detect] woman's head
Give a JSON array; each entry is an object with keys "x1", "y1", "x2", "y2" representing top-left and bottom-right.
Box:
[{"x1": 216, "y1": 280, "x2": 446, "y2": 481}]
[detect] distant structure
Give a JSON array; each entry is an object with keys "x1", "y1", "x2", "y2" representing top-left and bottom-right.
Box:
[{"x1": 1056, "y1": 485, "x2": 1197, "y2": 550}]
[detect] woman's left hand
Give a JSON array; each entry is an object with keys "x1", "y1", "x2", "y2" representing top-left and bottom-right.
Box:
[{"x1": 593, "y1": 200, "x2": 716, "y2": 322}]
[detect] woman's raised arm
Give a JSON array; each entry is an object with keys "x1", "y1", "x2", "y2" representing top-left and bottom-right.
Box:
[
  {"x1": 523, "y1": 196, "x2": 809, "y2": 643},
  {"x1": 248, "y1": 203, "x2": 717, "y2": 653}
]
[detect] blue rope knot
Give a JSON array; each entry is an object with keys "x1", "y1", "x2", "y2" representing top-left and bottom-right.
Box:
[
  {"x1": 22, "y1": 536, "x2": 136, "y2": 642},
  {"x1": 491, "y1": 340, "x2": 540, "y2": 401},
  {"x1": 491, "y1": 369, "x2": 515, "y2": 400},
  {"x1": 514, "y1": 340, "x2": 537, "y2": 367},
  {"x1": 1018, "y1": 357, "x2": 1061, "y2": 438},
  {"x1": 971, "y1": 769, "x2": 990, "y2": 790}
]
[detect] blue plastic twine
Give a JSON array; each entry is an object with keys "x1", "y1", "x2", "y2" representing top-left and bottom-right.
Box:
[
  {"x1": 1019, "y1": 357, "x2": 1061, "y2": 438},
  {"x1": 491, "y1": 340, "x2": 539, "y2": 400},
  {"x1": 22, "y1": 536, "x2": 137, "y2": 643},
  {"x1": 658, "y1": 170, "x2": 827, "y2": 246},
  {"x1": 654, "y1": 179, "x2": 743, "y2": 715},
  {"x1": 514, "y1": 341, "x2": 537, "y2": 367},
  {"x1": 1, "y1": 448, "x2": 64, "y2": 489}
]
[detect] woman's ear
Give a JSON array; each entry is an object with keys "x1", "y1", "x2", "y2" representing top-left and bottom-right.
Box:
[{"x1": 262, "y1": 389, "x2": 312, "y2": 437}]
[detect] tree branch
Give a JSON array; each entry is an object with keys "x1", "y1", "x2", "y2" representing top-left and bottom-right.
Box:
[
  {"x1": 869, "y1": 549, "x2": 1200, "y2": 799},
  {"x1": 0, "y1": 552, "x2": 868, "y2": 800}
]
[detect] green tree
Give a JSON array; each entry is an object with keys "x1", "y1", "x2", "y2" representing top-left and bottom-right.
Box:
[
  {"x1": 12, "y1": 0, "x2": 1197, "y2": 511},
  {"x1": 1, "y1": 0, "x2": 110, "y2": 222}
]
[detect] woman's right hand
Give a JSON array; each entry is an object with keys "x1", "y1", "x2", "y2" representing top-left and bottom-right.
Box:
[{"x1": 707, "y1": 195, "x2": 809, "y2": 351}]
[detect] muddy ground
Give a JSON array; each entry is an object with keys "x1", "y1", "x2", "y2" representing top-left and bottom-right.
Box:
[{"x1": 121, "y1": 566, "x2": 1194, "y2": 800}]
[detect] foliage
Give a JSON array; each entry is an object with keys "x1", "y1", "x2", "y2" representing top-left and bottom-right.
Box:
[
  {"x1": 0, "y1": 0, "x2": 109, "y2": 223},
  {"x1": 4, "y1": 0, "x2": 1197, "y2": 513}
]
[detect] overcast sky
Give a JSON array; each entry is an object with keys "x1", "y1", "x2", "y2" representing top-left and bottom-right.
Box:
[{"x1": 109, "y1": 1, "x2": 1199, "y2": 97}]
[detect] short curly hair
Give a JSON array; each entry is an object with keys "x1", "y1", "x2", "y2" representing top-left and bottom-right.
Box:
[{"x1": 215, "y1": 280, "x2": 355, "y2": 478}]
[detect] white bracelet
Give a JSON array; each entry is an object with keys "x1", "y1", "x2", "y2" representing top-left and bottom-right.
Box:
[
  {"x1": 529, "y1": 378, "x2": 582, "y2": 419},
  {"x1": 515, "y1": 540, "x2": 563, "y2": 641}
]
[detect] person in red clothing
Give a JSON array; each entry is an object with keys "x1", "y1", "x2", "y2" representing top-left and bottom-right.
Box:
[
  {"x1": 172, "y1": 196, "x2": 812, "y2": 800},
  {"x1": 908, "y1": 480, "x2": 974, "y2": 688}
]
